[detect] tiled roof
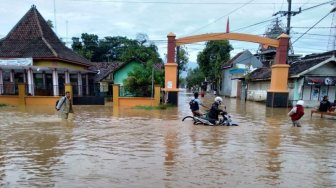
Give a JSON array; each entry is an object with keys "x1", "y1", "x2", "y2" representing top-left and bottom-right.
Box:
[
  {"x1": 249, "y1": 67, "x2": 271, "y2": 80},
  {"x1": 89, "y1": 62, "x2": 124, "y2": 82},
  {"x1": 222, "y1": 51, "x2": 244, "y2": 68},
  {"x1": 0, "y1": 5, "x2": 91, "y2": 66},
  {"x1": 89, "y1": 59, "x2": 164, "y2": 82},
  {"x1": 249, "y1": 50, "x2": 336, "y2": 81}
]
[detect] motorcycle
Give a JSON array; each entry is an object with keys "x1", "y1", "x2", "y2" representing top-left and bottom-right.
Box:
[{"x1": 182, "y1": 111, "x2": 238, "y2": 126}]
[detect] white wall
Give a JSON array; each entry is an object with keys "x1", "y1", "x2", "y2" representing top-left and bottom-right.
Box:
[
  {"x1": 247, "y1": 81, "x2": 270, "y2": 102},
  {"x1": 223, "y1": 69, "x2": 232, "y2": 97}
]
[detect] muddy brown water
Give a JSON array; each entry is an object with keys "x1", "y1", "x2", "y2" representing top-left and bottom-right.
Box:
[{"x1": 0, "y1": 90, "x2": 335, "y2": 187}]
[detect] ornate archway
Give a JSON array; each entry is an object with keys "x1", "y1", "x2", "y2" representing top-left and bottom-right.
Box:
[{"x1": 164, "y1": 32, "x2": 290, "y2": 107}]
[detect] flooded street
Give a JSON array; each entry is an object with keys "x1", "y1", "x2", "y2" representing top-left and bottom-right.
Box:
[{"x1": 1, "y1": 90, "x2": 336, "y2": 187}]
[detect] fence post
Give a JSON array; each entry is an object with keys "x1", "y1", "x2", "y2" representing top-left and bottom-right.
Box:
[
  {"x1": 113, "y1": 84, "x2": 120, "y2": 108},
  {"x1": 18, "y1": 83, "x2": 26, "y2": 105},
  {"x1": 154, "y1": 85, "x2": 161, "y2": 106}
]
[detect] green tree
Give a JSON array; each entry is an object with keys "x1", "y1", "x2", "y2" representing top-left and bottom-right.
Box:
[
  {"x1": 177, "y1": 46, "x2": 189, "y2": 76},
  {"x1": 123, "y1": 60, "x2": 164, "y2": 97},
  {"x1": 71, "y1": 33, "x2": 163, "y2": 63},
  {"x1": 47, "y1": 19, "x2": 54, "y2": 28},
  {"x1": 185, "y1": 67, "x2": 205, "y2": 89},
  {"x1": 197, "y1": 40, "x2": 233, "y2": 89}
]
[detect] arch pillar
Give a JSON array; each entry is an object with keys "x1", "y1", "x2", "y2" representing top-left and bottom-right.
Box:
[
  {"x1": 266, "y1": 34, "x2": 290, "y2": 107},
  {"x1": 163, "y1": 32, "x2": 179, "y2": 105}
]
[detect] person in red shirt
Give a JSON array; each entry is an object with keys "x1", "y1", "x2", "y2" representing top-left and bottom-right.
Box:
[{"x1": 288, "y1": 100, "x2": 305, "y2": 127}]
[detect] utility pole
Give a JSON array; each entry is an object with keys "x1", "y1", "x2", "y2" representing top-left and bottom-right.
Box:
[
  {"x1": 273, "y1": 0, "x2": 301, "y2": 35},
  {"x1": 286, "y1": 0, "x2": 292, "y2": 35}
]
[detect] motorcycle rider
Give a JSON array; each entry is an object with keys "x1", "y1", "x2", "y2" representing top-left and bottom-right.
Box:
[{"x1": 208, "y1": 96, "x2": 226, "y2": 125}]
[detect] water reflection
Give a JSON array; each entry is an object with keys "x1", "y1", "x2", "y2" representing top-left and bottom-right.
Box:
[{"x1": 0, "y1": 90, "x2": 335, "y2": 187}]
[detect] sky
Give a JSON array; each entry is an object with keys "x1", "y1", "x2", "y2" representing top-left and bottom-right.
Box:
[{"x1": 0, "y1": 0, "x2": 335, "y2": 69}]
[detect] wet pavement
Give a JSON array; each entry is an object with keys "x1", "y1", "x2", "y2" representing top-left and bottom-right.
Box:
[{"x1": 0, "y1": 90, "x2": 335, "y2": 187}]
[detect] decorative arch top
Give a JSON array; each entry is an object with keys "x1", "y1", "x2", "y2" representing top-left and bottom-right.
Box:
[{"x1": 176, "y1": 32, "x2": 280, "y2": 48}]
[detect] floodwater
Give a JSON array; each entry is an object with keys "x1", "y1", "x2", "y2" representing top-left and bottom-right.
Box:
[{"x1": 0, "y1": 90, "x2": 335, "y2": 188}]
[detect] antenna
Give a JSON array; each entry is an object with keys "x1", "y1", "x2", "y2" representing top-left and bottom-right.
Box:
[
  {"x1": 66, "y1": 20, "x2": 69, "y2": 47},
  {"x1": 53, "y1": 0, "x2": 57, "y2": 34},
  {"x1": 328, "y1": 3, "x2": 336, "y2": 51}
]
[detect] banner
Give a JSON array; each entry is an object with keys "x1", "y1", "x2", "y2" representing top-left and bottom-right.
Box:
[
  {"x1": 0, "y1": 58, "x2": 33, "y2": 66},
  {"x1": 305, "y1": 76, "x2": 336, "y2": 86}
]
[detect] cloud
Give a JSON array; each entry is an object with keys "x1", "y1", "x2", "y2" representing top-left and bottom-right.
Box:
[{"x1": 0, "y1": 0, "x2": 333, "y2": 62}]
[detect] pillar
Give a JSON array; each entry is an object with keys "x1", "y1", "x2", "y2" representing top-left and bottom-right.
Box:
[
  {"x1": 0, "y1": 69, "x2": 3, "y2": 95},
  {"x1": 154, "y1": 85, "x2": 161, "y2": 106},
  {"x1": 65, "y1": 70, "x2": 70, "y2": 84},
  {"x1": 266, "y1": 34, "x2": 290, "y2": 107},
  {"x1": 10, "y1": 70, "x2": 14, "y2": 94},
  {"x1": 164, "y1": 32, "x2": 179, "y2": 105},
  {"x1": 42, "y1": 71, "x2": 46, "y2": 89},
  {"x1": 18, "y1": 83, "x2": 26, "y2": 105},
  {"x1": 27, "y1": 68, "x2": 34, "y2": 96},
  {"x1": 52, "y1": 69, "x2": 59, "y2": 96},
  {"x1": 85, "y1": 74, "x2": 89, "y2": 96},
  {"x1": 77, "y1": 72, "x2": 82, "y2": 96},
  {"x1": 113, "y1": 84, "x2": 120, "y2": 108}
]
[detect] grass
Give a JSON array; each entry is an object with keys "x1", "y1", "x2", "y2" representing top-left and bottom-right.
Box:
[
  {"x1": 0, "y1": 103, "x2": 8, "y2": 107},
  {"x1": 133, "y1": 104, "x2": 174, "y2": 110}
]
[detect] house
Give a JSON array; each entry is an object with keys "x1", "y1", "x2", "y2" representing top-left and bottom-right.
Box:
[
  {"x1": 0, "y1": 5, "x2": 94, "y2": 97},
  {"x1": 88, "y1": 61, "x2": 123, "y2": 96},
  {"x1": 246, "y1": 51, "x2": 336, "y2": 107},
  {"x1": 221, "y1": 50, "x2": 262, "y2": 98}
]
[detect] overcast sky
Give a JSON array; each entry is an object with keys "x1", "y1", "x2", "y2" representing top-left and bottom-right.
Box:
[{"x1": 0, "y1": 0, "x2": 335, "y2": 65}]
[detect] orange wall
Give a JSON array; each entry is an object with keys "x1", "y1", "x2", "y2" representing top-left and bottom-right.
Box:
[
  {"x1": 118, "y1": 97, "x2": 159, "y2": 107},
  {"x1": 25, "y1": 96, "x2": 59, "y2": 106},
  {"x1": 0, "y1": 96, "x2": 60, "y2": 106},
  {"x1": 0, "y1": 96, "x2": 19, "y2": 106}
]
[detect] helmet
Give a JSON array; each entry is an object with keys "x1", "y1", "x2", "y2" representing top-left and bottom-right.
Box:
[
  {"x1": 214, "y1": 96, "x2": 223, "y2": 103},
  {"x1": 296, "y1": 100, "x2": 304, "y2": 106}
]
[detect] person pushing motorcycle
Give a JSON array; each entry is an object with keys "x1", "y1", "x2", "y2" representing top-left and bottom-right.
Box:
[{"x1": 208, "y1": 96, "x2": 226, "y2": 125}]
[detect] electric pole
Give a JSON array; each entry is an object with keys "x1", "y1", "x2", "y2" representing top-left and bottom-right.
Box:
[{"x1": 273, "y1": 0, "x2": 301, "y2": 35}]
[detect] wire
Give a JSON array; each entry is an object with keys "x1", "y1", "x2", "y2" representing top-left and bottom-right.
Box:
[
  {"x1": 292, "y1": 10, "x2": 333, "y2": 44},
  {"x1": 300, "y1": 0, "x2": 336, "y2": 12},
  {"x1": 292, "y1": 26, "x2": 336, "y2": 28},
  {"x1": 232, "y1": 18, "x2": 277, "y2": 32},
  {"x1": 187, "y1": 0, "x2": 256, "y2": 35},
  {"x1": 69, "y1": 0, "x2": 326, "y2": 5}
]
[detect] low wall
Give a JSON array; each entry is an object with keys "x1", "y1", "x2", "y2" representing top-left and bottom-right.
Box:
[
  {"x1": 119, "y1": 97, "x2": 157, "y2": 107},
  {"x1": 0, "y1": 96, "x2": 19, "y2": 106},
  {"x1": 113, "y1": 84, "x2": 161, "y2": 108},
  {"x1": 0, "y1": 95, "x2": 60, "y2": 106},
  {"x1": 25, "y1": 96, "x2": 59, "y2": 106}
]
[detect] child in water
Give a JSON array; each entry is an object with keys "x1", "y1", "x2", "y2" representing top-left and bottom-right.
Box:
[{"x1": 288, "y1": 100, "x2": 305, "y2": 127}]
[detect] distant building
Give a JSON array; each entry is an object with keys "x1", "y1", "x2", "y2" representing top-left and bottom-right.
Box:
[
  {"x1": 246, "y1": 51, "x2": 336, "y2": 107},
  {"x1": 221, "y1": 50, "x2": 262, "y2": 98}
]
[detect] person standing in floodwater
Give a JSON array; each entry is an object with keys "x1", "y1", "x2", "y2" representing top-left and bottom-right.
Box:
[
  {"x1": 56, "y1": 91, "x2": 74, "y2": 119},
  {"x1": 288, "y1": 100, "x2": 305, "y2": 127}
]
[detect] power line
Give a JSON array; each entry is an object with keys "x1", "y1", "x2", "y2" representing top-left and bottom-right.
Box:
[
  {"x1": 292, "y1": 26, "x2": 336, "y2": 28},
  {"x1": 69, "y1": 0, "x2": 327, "y2": 5},
  {"x1": 186, "y1": 0, "x2": 256, "y2": 35},
  {"x1": 300, "y1": 0, "x2": 336, "y2": 12},
  {"x1": 232, "y1": 18, "x2": 277, "y2": 32},
  {"x1": 292, "y1": 8, "x2": 335, "y2": 44}
]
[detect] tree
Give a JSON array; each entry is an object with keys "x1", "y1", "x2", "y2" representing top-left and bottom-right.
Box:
[
  {"x1": 123, "y1": 60, "x2": 164, "y2": 97},
  {"x1": 197, "y1": 40, "x2": 233, "y2": 89},
  {"x1": 47, "y1": 19, "x2": 54, "y2": 28},
  {"x1": 71, "y1": 33, "x2": 163, "y2": 63},
  {"x1": 185, "y1": 67, "x2": 205, "y2": 90},
  {"x1": 177, "y1": 46, "x2": 189, "y2": 76}
]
